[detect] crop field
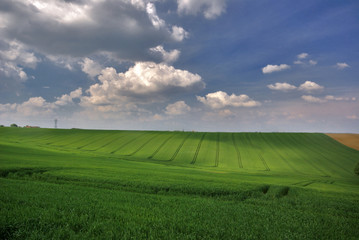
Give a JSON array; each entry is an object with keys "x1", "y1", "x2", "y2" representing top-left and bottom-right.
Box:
[{"x1": 1, "y1": 127, "x2": 359, "y2": 239}]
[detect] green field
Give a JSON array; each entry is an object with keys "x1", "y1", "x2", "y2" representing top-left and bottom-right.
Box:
[{"x1": 1, "y1": 127, "x2": 359, "y2": 239}]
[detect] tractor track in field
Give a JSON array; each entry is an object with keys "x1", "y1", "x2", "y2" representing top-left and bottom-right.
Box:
[
  {"x1": 257, "y1": 153, "x2": 270, "y2": 171},
  {"x1": 77, "y1": 133, "x2": 117, "y2": 150},
  {"x1": 110, "y1": 132, "x2": 147, "y2": 154},
  {"x1": 60, "y1": 135, "x2": 91, "y2": 147},
  {"x1": 169, "y1": 133, "x2": 192, "y2": 161},
  {"x1": 245, "y1": 133, "x2": 270, "y2": 171},
  {"x1": 215, "y1": 133, "x2": 220, "y2": 167},
  {"x1": 259, "y1": 133, "x2": 299, "y2": 174},
  {"x1": 296, "y1": 134, "x2": 353, "y2": 175},
  {"x1": 273, "y1": 133, "x2": 330, "y2": 177},
  {"x1": 127, "y1": 133, "x2": 161, "y2": 156},
  {"x1": 231, "y1": 133, "x2": 243, "y2": 168},
  {"x1": 58, "y1": 134, "x2": 103, "y2": 148},
  {"x1": 292, "y1": 179, "x2": 335, "y2": 187},
  {"x1": 191, "y1": 133, "x2": 206, "y2": 165},
  {"x1": 148, "y1": 134, "x2": 176, "y2": 159},
  {"x1": 92, "y1": 133, "x2": 129, "y2": 151},
  {"x1": 45, "y1": 135, "x2": 77, "y2": 145}
]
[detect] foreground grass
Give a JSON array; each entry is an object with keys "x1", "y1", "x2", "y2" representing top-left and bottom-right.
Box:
[{"x1": 1, "y1": 128, "x2": 359, "y2": 239}]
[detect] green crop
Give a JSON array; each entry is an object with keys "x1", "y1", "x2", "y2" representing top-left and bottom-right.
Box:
[{"x1": 1, "y1": 127, "x2": 359, "y2": 239}]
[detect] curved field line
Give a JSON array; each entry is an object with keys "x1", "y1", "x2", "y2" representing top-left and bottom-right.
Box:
[
  {"x1": 292, "y1": 180, "x2": 316, "y2": 187},
  {"x1": 291, "y1": 180, "x2": 309, "y2": 186},
  {"x1": 110, "y1": 132, "x2": 148, "y2": 154},
  {"x1": 92, "y1": 133, "x2": 129, "y2": 151},
  {"x1": 17, "y1": 131, "x2": 56, "y2": 143},
  {"x1": 169, "y1": 133, "x2": 192, "y2": 161},
  {"x1": 60, "y1": 135, "x2": 92, "y2": 147},
  {"x1": 77, "y1": 133, "x2": 117, "y2": 149},
  {"x1": 148, "y1": 134, "x2": 176, "y2": 159},
  {"x1": 44, "y1": 133, "x2": 78, "y2": 145},
  {"x1": 259, "y1": 133, "x2": 299, "y2": 173},
  {"x1": 39, "y1": 134, "x2": 66, "y2": 142},
  {"x1": 245, "y1": 133, "x2": 270, "y2": 171},
  {"x1": 58, "y1": 134, "x2": 103, "y2": 148},
  {"x1": 302, "y1": 181, "x2": 317, "y2": 187},
  {"x1": 231, "y1": 133, "x2": 243, "y2": 168},
  {"x1": 257, "y1": 153, "x2": 270, "y2": 171},
  {"x1": 273, "y1": 133, "x2": 330, "y2": 177},
  {"x1": 296, "y1": 134, "x2": 353, "y2": 175},
  {"x1": 215, "y1": 133, "x2": 220, "y2": 167},
  {"x1": 127, "y1": 133, "x2": 161, "y2": 156},
  {"x1": 191, "y1": 133, "x2": 206, "y2": 165}
]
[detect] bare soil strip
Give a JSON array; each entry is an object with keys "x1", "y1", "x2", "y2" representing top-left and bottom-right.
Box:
[{"x1": 326, "y1": 133, "x2": 359, "y2": 151}]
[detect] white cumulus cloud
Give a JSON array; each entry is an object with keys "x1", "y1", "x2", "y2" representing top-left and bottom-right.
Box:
[
  {"x1": 309, "y1": 60, "x2": 317, "y2": 65},
  {"x1": 79, "y1": 58, "x2": 103, "y2": 79},
  {"x1": 197, "y1": 91, "x2": 260, "y2": 109},
  {"x1": 267, "y1": 82, "x2": 297, "y2": 91},
  {"x1": 55, "y1": 88, "x2": 82, "y2": 106},
  {"x1": 298, "y1": 81, "x2": 324, "y2": 92},
  {"x1": 146, "y1": 2, "x2": 165, "y2": 30},
  {"x1": 177, "y1": 0, "x2": 227, "y2": 19},
  {"x1": 336, "y1": 62, "x2": 350, "y2": 70},
  {"x1": 171, "y1": 25, "x2": 189, "y2": 42},
  {"x1": 0, "y1": 39, "x2": 40, "y2": 91},
  {"x1": 165, "y1": 101, "x2": 191, "y2": 115},
  {"x1": 297, "y1": 53, "x2": 308, "y2": 59},
  {"x1": 294, "y1": 53, "x2": 317, "y2": 66},
  {"x1": 16, "y1": 97, "x2": 55, "y2": 116},
  {"x1": 301, "y1": 95, "x2": 326, "y2": 103},
  {"x1": 0, "y1": 40, "x2": 39, "y2": 69},
  {"x1": 82, "y1": 62, "x2": 204, "y2": 106},
  {"x1": 262, "y1": 64, "x2": 290, "y2": 74},
  {"x1": 149, "y1": 45, "x2": 181, "y2": 64}
]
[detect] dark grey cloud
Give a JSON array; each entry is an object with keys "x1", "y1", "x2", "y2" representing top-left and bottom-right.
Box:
[{"x1": 0, "y1": 0, "x2": 175, "y2": 61}]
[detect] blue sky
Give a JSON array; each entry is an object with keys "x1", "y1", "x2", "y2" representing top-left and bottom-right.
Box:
[{"x1": 0, "y1": 0, "x2": 358, "y2": 132}]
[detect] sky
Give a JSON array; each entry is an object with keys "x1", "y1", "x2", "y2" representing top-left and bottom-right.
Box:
[{"x1": 0, "y1": 0, "x2": 358, "y2": 132}]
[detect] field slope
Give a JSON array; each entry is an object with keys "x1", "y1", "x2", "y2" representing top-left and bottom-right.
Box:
[{"x1": 1, "y1": 128, "x2": 359, "y2": 239}]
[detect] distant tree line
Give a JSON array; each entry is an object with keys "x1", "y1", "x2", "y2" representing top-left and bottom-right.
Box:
[
  {"x1": 0, "y1": 124, "x2": 40, "y2": 128},
  {"x1": 0, "y1": 124, "x2": 17, "y2": 127}
]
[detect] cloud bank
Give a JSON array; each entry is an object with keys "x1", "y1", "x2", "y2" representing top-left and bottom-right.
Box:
[{"x1": 0, "y1": 0, "x2": 185, "y2": 62}]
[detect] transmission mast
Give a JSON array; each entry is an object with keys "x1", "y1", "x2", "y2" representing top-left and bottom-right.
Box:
[{"x1": 54, "y1": 119, "x2": 58, "y2": 129}]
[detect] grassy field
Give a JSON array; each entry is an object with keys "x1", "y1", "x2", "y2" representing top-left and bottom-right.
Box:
[{"x1": 1, "y1": 127, "x2": 359, "y2": 239}]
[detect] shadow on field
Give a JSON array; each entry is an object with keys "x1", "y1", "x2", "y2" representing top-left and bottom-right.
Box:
[
  {"x1": 0, "y1": 167, "x2": 63, "y2": 180},
  {"x1": 0, "y1": 167, "x2": 291, "y2": 202}
]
